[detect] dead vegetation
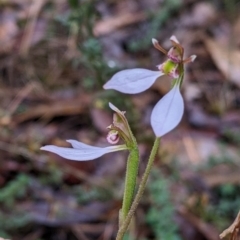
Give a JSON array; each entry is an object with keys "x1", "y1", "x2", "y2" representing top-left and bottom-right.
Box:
[{"x1": 0, "y1": 0, "x2": 240, "y2": 239}]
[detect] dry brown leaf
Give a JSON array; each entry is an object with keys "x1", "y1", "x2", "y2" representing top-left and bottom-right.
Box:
[
  {"x1": 161, "y1": 131, "x2": 239, "y2": 165},
  {"x1": 72, "y1": 223, "x2": 109, "y2": 235},
  {"x1": 94, "y1": 12, "x2": 146, "y2": 36},
  {"x1": 152, "y1": 75, "x2": 172, "y2": 94},
  {"x1": 181, "y1": 2, "x2": 217, "y2": 27},
  {"x1": 204, "y1": 37, "x2": 240, "y2": 88},
  {"x1": 19, "y1": 201, "x2": 113, "y2": 227},
  {"x1": 233, "y1": 16, "x2": 240, "y2": 47},
  {"x1": 220, "y1": 211, "x2": 240, "y2": 240},
  {"x1": 19, "y1": 0, "x2": 47, "y2": 55},
  {"x1": 178, "y1": 206, "x2": 220, "y2": 240},
  {"x1": 202, "y1": 165, "x2": 240, "y2": 187},
  {"x1": 13, "y1": 96, "x2": 91, "y2": 124},
  {"x1": 90, "y1": 108, "x2": 112, "y2": 133}
]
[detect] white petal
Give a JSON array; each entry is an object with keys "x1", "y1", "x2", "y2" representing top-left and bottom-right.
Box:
[
  {"x1": 190, "y1": 55, "x2": 197, "y2": 62},
  {"x1": 152, "y1": 38, "x2": 158, "y2": 45},
  {"x1": 40, "y1": 144, "x2": 127, "y2": 161},
  {"x1": 40, "y1": 145, "x2": 107, "y2": 161},
  {"x1": 66, "y1": 140, "x2": 100, "y2": 150},
  {"x1": 108, "y1": 102, "x2": 123, "y2": 114},
  {"x1": 170, "y1": 35, "x2": 179, "y2": 43},
  {"x1": 150, "y1": 85, "x2": 184, "y2": 137},
  {"x1": 103, "y1": 69, "x2": 164, "y2": 94}
]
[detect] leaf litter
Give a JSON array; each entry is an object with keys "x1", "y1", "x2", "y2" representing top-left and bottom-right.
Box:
[{"x1": 0, "y1": 0, "x2": 240, "y2": 239}]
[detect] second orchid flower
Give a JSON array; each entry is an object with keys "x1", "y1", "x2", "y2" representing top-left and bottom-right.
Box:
[{"x1": 41, "y1": 103, "x2": 136, "y2": 161}]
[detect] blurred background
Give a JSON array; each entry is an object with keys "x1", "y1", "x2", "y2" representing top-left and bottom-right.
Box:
[{"x1": 0, "y1": 0, "x2": 240, "y2": 239}]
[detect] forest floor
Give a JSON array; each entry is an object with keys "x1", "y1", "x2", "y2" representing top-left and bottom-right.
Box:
[{"x1": 0, "y1": 0, "x2": 240, "y2": 239}]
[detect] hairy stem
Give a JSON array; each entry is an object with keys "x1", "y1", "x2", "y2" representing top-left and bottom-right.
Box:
[
  {"x1": 121, "y1": 148, "x2": 139, "y2": 220},
  {"x1": 116, "y1": 137, "x2": 160, "y2": 240}
]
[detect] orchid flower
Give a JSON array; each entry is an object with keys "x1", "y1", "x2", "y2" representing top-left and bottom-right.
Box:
[
  {"x1": 103, "y1": 36, "x2": 196, "y2": 137},
  {"x1": 103, "y1": 35, "x2": 196, "y2": 94},
  {"x1": 41, "y1": 103, "x2": 135, "y2": 161}
]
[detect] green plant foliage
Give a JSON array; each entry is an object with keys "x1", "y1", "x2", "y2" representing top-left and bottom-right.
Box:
[
  {"x1": 222, "y1": 128, "x2": 240, "y2": 145},
  {"x1": 129, "y1": 0, "x2": 182, "y2": 51},
  {"x1": 204, "y1": 184, "x2": 240, "y2": 230},
  {"x1": 0, "y1": 175, "x2": 30, "y2": 238},
  {"x1": 0, "y1": 230, "x2": 10, "y2": 239},
  {"x1": 80, "y1": 38, "x2": 116, "y2": 88},
  {"x1": 0, "y1": 212, "x2": 30, "y2": 232},
  {"x1": 40, "y1": 163, "x2": 63, "y2": 186},
  {"x1": 68, "y1": 0, "x2": 79, "y2": 8},
  {"x1": 72, "y1": 185, "x2": 113, "y2": 204},
  {"x1": 56, "y1": 0, "x2": 115, "y2": 90},
  {"x1": 197, "y1": 150, "x2": 237, "y2": 171},
  {"x1": 123, "y1": 233, "x2": 134, "y2": 240},
  {"x1": 0, "y1": 174, "x2": 29, "y2": 208},
  {"x1": 217, "y1": 185, "x2": 240, "y2": 217},
  {"x1": 188, "y1": 152, "x2": 240, "y2": 230},
  {"x1": 123, "y1": 233, "x2": 146, "y2": 240},
  {"x1": 146, "y1": 170, "x2": 182, "y2": 240}
]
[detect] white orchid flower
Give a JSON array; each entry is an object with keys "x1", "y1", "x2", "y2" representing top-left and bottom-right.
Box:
[
  {"x1": 103, "y1": 36, "x2": 196, "y2": 94},
  {"x1": 103, "y1": 36, "x2": 196, "y2": 137},
  {"x1": 41, "y1": 103, "x2": 136, "y2": 161}
]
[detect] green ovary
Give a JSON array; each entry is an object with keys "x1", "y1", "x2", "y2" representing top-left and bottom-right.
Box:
[{"x1": 162, "y1": 60, "x2": 177, "y2": 74}]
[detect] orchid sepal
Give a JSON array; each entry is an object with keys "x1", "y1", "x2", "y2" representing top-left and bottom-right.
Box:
[
  {"x1": 150, "y1": 82, "x2": 184, "y2": 137},
  {"x1": 40, "y1": 140, "x2": 128, "y2": 161},
  {"x1": 108, "y1": 102, "x2": 137, "y2": 149},
  {"x1": 103, "y1": 69, "x2": 164, "y2": 94}
]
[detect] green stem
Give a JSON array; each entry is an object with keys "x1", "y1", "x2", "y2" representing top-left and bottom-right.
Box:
[
  {"x1": 121, "y1": 147, "x2": 139, "y2": 220},
  {"x1": 116, "y1": 137, "x2": 160, "y2": 240},
  {"x1": 178, "y1": 63, "x2": 184, "y2": 87}
]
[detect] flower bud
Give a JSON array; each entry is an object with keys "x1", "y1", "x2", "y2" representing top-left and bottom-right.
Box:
[{"x1": 107, "y1": 103, "x2": 136, "y2": 148}]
